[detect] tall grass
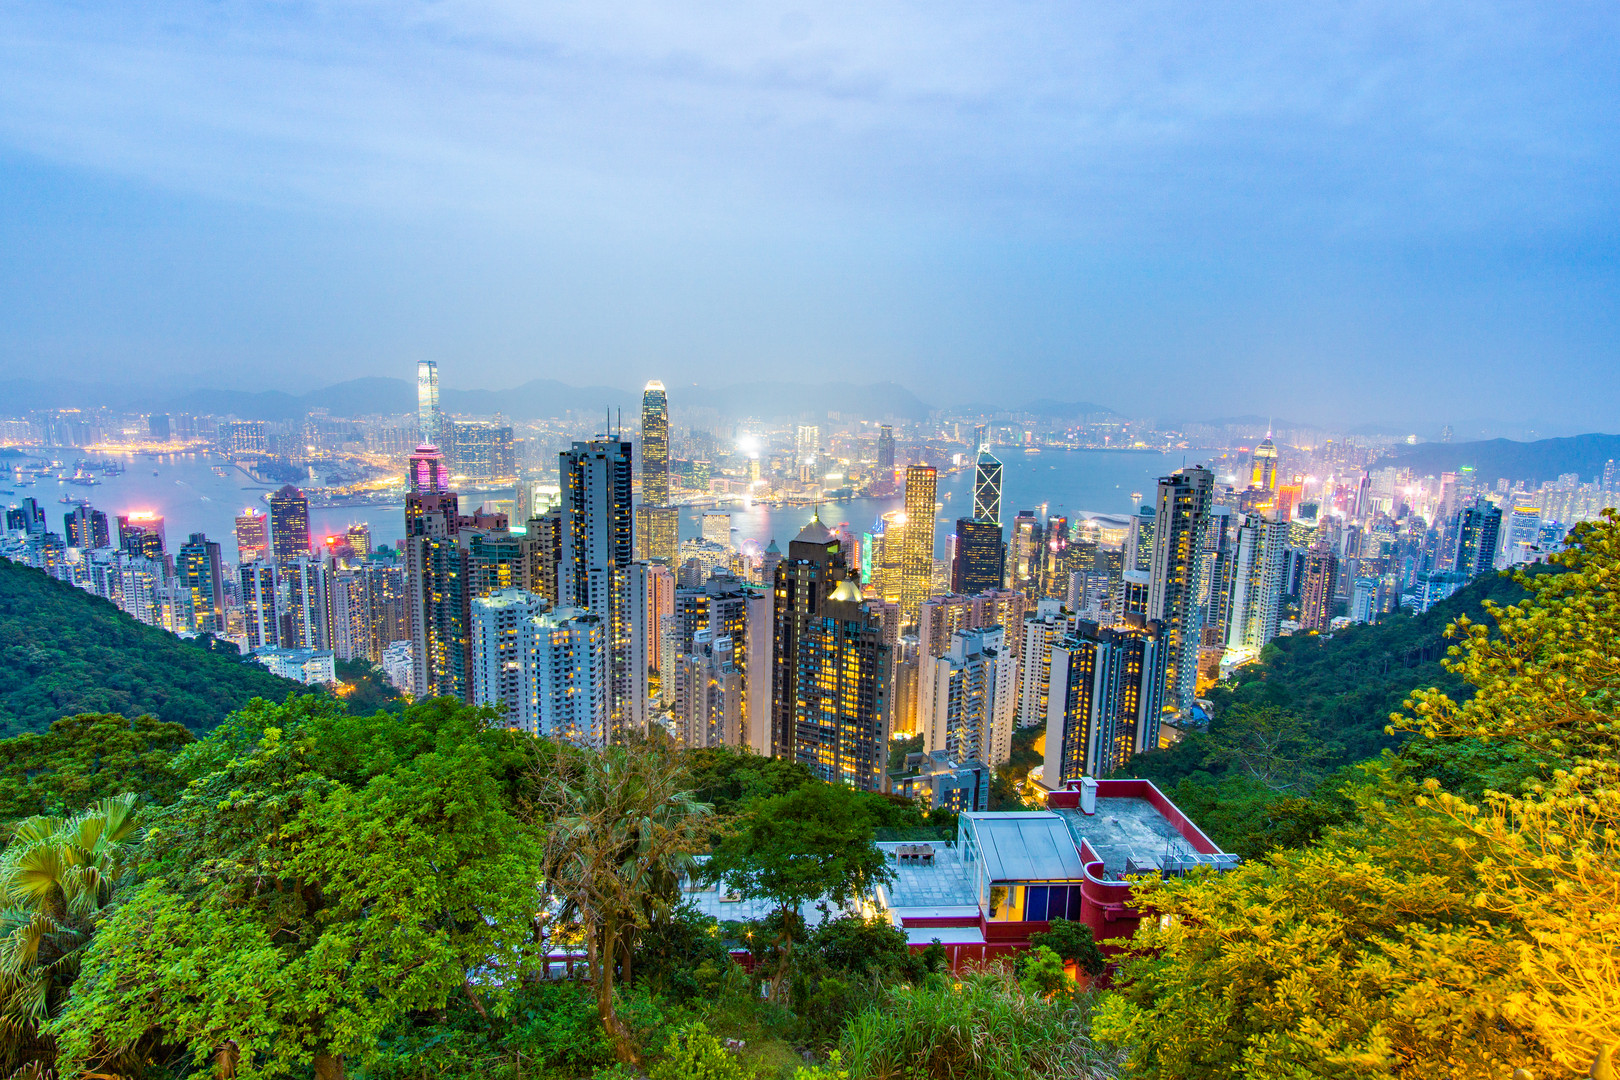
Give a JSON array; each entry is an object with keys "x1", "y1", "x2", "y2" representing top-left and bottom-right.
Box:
[{"x1": 839, "y1": 968, "x2": 1122, "y2": 1080}]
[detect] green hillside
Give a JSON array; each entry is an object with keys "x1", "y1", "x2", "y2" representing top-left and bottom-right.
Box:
[{"x1": 0, "y1": 557, "x2": 310, "y2": 738}]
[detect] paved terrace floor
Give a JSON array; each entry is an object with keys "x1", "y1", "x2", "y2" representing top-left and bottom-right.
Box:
[{"x1": 874, "y1": 841, "x2": 979, "y2": 917}]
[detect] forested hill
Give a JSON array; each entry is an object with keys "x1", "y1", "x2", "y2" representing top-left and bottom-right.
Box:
[{"x1": 0, "y1": 558, "x2": 307, "y2": 738}]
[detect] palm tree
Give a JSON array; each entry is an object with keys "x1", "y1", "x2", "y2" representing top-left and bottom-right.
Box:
[
  {"x1": 532, "y1": 741, "x2": 711, "y2": 1066},
  {"x1": 0, "y1": 794, "x2": 139, "y2": 1072}
]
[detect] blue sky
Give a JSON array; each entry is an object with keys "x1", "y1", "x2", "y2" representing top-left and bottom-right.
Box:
[{"x1": 1, "y1": 2, "x2": 1616, "y2": 431}]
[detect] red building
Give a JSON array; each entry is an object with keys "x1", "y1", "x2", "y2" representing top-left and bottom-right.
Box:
[{"x1": 874, "y1": 776, "x2": 1236, "y2": 970}]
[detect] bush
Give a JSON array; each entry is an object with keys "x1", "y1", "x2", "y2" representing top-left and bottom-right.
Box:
[
  {"x1": 840, "y1": 969, "x2": 1122, "y2": 1080},
  {"x1": 650, "y1": 1022, "x2": 745, "y2": 1080}
]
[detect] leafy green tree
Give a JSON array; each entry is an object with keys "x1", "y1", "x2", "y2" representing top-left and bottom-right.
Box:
[
  {"x1": 1029, "y1": 917, "x2": 1106, "y2": 979},
  {"x1": 0, "y1": 712, "x2": 191, "y2": 827},
  {"x1": 1019, "y1": 946, "x2": 1068, "y2": 1000},
  {"x1": 683, "y1": 743, "x2": 814, "y2": 814},
  {"x1": 0, "y1": 793, "x2": 139, "y2": 1073},
  {"x1": 1204, "y1": 705, "x2": 1339, "y2": 792},
  {"x1": 534, "y1": 738, "x2": 713, "y2": 1065},
  {"x1": 702, "y1": 783, "x2": 893, "y2": 1003},
  {"x1": 807, "y1": 916, "x2": 915, "y2": 981},
  {"x1": 51, "y1": 697, "x2": 543, "y2": 1080},
  {"x1": 333, "y1": 658, "x2": 404, "y2": 715}
]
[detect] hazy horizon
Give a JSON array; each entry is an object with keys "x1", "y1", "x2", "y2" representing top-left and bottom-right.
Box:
[{"x1": 2, "y1": 3, "x2": 1616, "y2": 431}]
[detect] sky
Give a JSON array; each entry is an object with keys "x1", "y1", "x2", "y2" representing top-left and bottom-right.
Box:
[{"x1": 1, "y1": 2, "x2": 1617, "y2": 432}]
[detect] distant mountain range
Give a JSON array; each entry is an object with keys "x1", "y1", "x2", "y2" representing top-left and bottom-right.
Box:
[
  {"x1": 1386, "y1": 433, "x2": 1620, "y2": 484},
  {"x1": 0, "y1": 377, "x2": 937, "y2": 423}
]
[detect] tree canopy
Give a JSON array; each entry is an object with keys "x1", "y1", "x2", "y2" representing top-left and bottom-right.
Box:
[{"x1": 0, "y1": 558, "x2": 308, "y2": 737}]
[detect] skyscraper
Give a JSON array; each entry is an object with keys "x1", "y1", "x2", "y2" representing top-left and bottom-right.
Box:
[
  {"x1": 771, "y1": 515, "x2": 891, "y2": 784},
  {"x1": 973, "y1": 451, "x2": 1003, "y2": 525},
  {"x1": 117, "y1": 513, "x2": 166, "y2": 559},
  {"x1": 1148, "y1": 465, "x2": 1214, "y2": 714},
  {"x1": 1045, "y1": 620, "x2": 1167, "y2": 785},
  {"x1": 1299, "y1": 546, "x2": 1339, "y2": 631},
  {"x1": 1250, "y1": 434, "x2": 1279, "y2": 493},
  {"x1": 876, "y1": 425, "x2": 895, "y2": 473},
  {"x1": 269, "y1": 486, "x2": 311, "y2": 565},
  {"x1": 1006, "y1": 512, "x2": 1041, "y2": 595},
  {"x1": 559, "y1": 436, "x2": 638, "y2": 737},
  {"x1": 176, "y1": 533, "x2": 225, "y2": 634},
  {"x1": 64, "y1": 505, "x2": 110, "y2": 550},
  {"x1": 900, "y1": 465, "x2": 937, "y2": 627},
  {"x1": 951, "y1": 518, "x2": 1004, "y2": 594},
  {"x1": 417, "y1": 360, "x2": 441, "y2": 446},
  {"x1": 235, "y1": 510, "x2": 269, "y2": 564},
  {"x1": 636, "y1": 380, "x2": 679, "y2": 565},
  {"x1": 1455, "y1": 497, "x2": 1503, "y2": 579},
  {"x1": 239, "y1": 563, "x2": 278, "y2": 649},
  {"x1": 919, "y1": 626, "x2": 1018, "y2": 775},
  {"x1": 559, "y1": 438, "x2": 634, "y2": 609}
]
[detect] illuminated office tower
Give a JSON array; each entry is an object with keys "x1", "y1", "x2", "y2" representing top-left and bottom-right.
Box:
[
  {"x1": 405, "y1": 446, "x2": 466, "y2": 699},
  {"x1": 117, "y1": 513, "x2": 166, "y2": 559},
  {"x1": 796, "y1": 425, "x2": 820, "y2": 481},
  {"x1": 1201, "y1": 506, "x2": 1235, "y2": 648},
  {"x1": 1044, "y1": 620, "x2": 1167, "y2": 786},
  {"x1": 635, "y1": 383, "x2": 673, "y2": 566},
  {"x1": 876, "y1": 425, "x2": 896, "y2": 473},
  {"x1": 645, "y1": 561, "x2": 675, "y2": 697},
  {"x1": 899, "y1": 465, "x2": 938, "y2": 627},
  {"x1": 1299, "y1": 546, "x2": 1339, "y2": 631},
  {"x1": 640, "y1": 381, "x2": 670, "y2": 503},
  {"x1": 1039, "y1": 515, "x2": 1071, "y2": 600},
  {"x1": 973, "y1": 451, "x2": 1003, "y2": 525},
  {"x1": 1147, "y1": 466, "x2": 1214, "y2": 714},
  {"x1": 239, "y1": 563, "x2": 278, "y2": 648},
  {"x1": 1017, "y1": 601, "x2": 1073, "y2": 728},
  {"x1": 269, "y1": 486, "x2": 311, "y2": 564},
  {"x1": 445, "y1": 421, "x2": 516, "y2": 481},
  {"x1": 234, "y1": 510, "x2": 268, "y2": 564},
  {"x1": 410, "y1": 441, "x2": 451, "y2": 494},
  {"x1": 175, "y1": 533, "x2": 225, "y2": 635},
  {"x1": 417, "y1": 360, "x2": 441, "y2": 446},
  {"x1": 64, "y1": 505, "x2": 110, "y2": 550},
  {"x1": 1455, "y1": 497, "x2": 1503, "y2": 579},
  {"x1": 7, "y1": 498, "x2": 46, "y2": 536},
  {"x1": 1005, "y1": 512, "x2": 1041, "y2": 595},
  {"x1": 919, "y1": 626, "x2": 1018, "y2": 774},
  {"x1": 345, "y1": 523, "x2": 371, "y2": 558},
  {"x1": 952, "y1": 517, "x2": 1003, "y2": 595},
  {"x1": 1250, "y1": 433, "x2": 1279, "y2": 493}
]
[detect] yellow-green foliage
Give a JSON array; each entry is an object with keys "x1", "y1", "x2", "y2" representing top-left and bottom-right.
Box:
[{"x1": 1097, "y1": 511, "x2": 1620, "y2": 1078}]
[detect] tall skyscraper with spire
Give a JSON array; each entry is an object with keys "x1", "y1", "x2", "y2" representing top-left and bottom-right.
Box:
[
  {"x1": 637, "y1": 380, "x2": 679, "y2": 564},
  {"x1": 417, "y1": 360, "x2": 441, "y2": 447},
  {"x1": 900, "y1": 464, "x2": 938, "y2": 628},
  {"x1": 972, "y1": 451, "x2": 1003, "y2": 525}
]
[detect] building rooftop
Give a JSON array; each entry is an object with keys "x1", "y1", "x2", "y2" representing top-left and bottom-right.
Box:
[
  {"x1": 1055, "y1": 797, "x2": 1209, "y2": 879},
  {"x1": 964, "y1": 812, "x2": 1088, "y2": 882},
  {"x1": 874, "y1": 841, "x2": 979, "y2": 916}
]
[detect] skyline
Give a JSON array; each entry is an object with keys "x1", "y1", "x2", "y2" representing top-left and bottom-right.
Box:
[{"x1": 2, "y1": 3, "x2": 1617, "y2": 429}]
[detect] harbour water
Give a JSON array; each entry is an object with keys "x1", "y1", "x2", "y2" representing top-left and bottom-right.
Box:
[{"x1": 10, "y1": 447, "x2": 1202, "y2": 559}]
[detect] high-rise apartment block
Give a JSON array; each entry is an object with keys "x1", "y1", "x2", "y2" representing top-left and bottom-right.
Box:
[
  {"x1": 1147, "y1": 466, "x2": 1213, "y2": 714},
  {"x1": 1044, "y1": 620, "x2": 1167, "y2": 786}
]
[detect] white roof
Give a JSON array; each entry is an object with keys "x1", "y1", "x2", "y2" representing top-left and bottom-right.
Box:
[{"x1": 964, "y1": 812, "x2": 1086, "y2": 882}]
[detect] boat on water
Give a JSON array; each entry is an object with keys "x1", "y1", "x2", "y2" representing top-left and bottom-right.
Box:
[{"x1": 1024, "y1": 447, "x2": 1041, "y2": 454}]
